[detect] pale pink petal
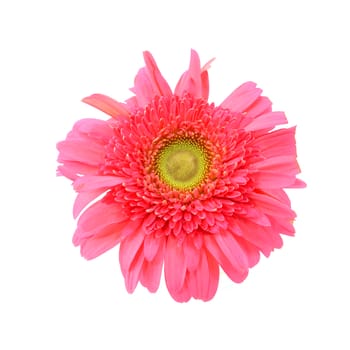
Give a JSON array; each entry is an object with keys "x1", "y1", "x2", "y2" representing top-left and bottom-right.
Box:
[
  {"x1": 82, "y1": 94, "x2": 130, "y2": 118},
  {"x1": 220, "y1": 82, "x2": 262, "y2": 112},
  {"x1": 164, "y1": 235, "x2": 187, "y2": 294}
]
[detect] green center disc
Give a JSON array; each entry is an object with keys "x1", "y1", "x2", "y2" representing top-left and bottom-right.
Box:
[{"x1": 156, "y1": 139, "x2": 208, "y2": 190}]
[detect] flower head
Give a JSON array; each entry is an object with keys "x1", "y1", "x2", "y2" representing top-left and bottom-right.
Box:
[{"x1": 57, "y1": 50, "x2": 305, "y2": 302}]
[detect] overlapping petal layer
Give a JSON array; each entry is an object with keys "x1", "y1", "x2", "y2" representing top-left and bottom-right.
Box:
[{"x1": 57, "y1": 50, "x2": 305, "y2": 302}]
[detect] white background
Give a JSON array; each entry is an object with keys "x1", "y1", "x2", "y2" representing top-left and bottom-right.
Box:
[{"x1": 1, "y1": 0, "x2": 349, "y2": 349}]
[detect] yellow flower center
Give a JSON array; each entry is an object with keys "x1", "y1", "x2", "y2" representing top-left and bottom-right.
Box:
[{"x1": 156, "y1": 138, "x2": 208, "y2": 190}]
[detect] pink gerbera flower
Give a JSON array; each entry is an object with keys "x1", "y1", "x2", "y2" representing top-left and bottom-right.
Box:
[{"x1": 57, "y1": 50, "x2": 305, "y2": 302}]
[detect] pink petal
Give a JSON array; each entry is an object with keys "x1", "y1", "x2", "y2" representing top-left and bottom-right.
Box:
[
  {"x1": 244, "y1": 111, "x2": 288, "y2": 132},
  {"x1": 143, "y1": 234, "x2": 162, "y2": 261},
  {"x1": 82, "y1": 94, "x2": 130, "y2": 118},
  {"x1": 56, "y1": 162, "x2": 98, "y2": 181},
  {"x1": 124, "y1": 246, "x2": 144, "y2": 293},
  {"x1": 187, "y1": 248, "x2": 219, "y2": 301},
  {"x1": 254, "y1": 127, "x2": 297, "y2": 159},
  {"x1": 164, "y1": 235, "x2": 187, "y2": 294},
  {"x1": 206, "y1": 250, "x2": 220, "y2": 300},
  {"x1": 249, "y1": 191, "x2": 296, "y2": 219},
  {"x1": 220, "y1": 82, "x2": 262, "y2": 113},
  {"x1": 75, "y1": 200, "x2": 128, "y2": 239},
  {"x1": 234, "y1": 236, "x2": 261, "y2": 268},
  {"x1": 234, "y1": 218, "x2": 283, "y2": 256},
  {"x1": 245, "y1": 96, "x2": 272, "y2": 119},
  {"x1": 73, "y1": 175, "x2": 125, "y2": 192},
  {"x1": 57, "y1": 139, "x2": 105, "y2": 166},
  {"x1": 73, "y1": 189, "x2": 107, "y2": 219},
  {"x1": 143, "y1": 51, "x2": 172, "y2": 97},
  {"x1": 204, "y1": 233, "x2": 248, "y2": 283},
  {"x1": 79, "y1": 223, "x2": 126, "y2": 260},
  {"x1": 175, "y1": 49, "x2": 210, "y2": 99},
  {"x1": 71, "y1": 118, "x2": 114, "y2": 141},
  {"x1": 130, "y1": 52, "x2": 172, "y2": 107},
  {"x1": 169, "y1": 274, "x2": 192, "y2": 303},
  {"x1": 183, "y1": 236, "x2": 200, "y2": 272},
  {"x1": 119, "y1": 221, "x2": 145, "y2": 276},
  {"x1": 140, "y1": 238, "x2": 165, "y2": 293}
]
